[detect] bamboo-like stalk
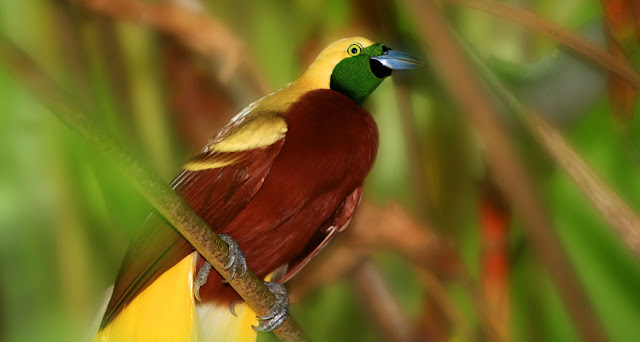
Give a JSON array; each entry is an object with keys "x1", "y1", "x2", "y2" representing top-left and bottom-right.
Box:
[
  {"x1": 457, "y1": 30, "x2": 640, "y2": 258},
  {"x1": 0, "y1": 36, "x2": 308, "y2": 342},
  {"x1": 402, "y1": 1, "x2": 610, "y2": 341}
]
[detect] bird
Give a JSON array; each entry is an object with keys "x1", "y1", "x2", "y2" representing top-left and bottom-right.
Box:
[{"x1": 93, "y1": 36, "x2": 423, "y2": 342}]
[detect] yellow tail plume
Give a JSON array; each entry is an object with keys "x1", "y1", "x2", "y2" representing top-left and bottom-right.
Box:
[{"x1": 93, "y1": 252, "x2": 257, "y2": 342}]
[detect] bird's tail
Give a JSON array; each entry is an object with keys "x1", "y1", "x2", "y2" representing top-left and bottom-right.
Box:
[
  {"x1": 93, "y1": 252, "x2": 257, "y2": 342},
  {"x1": 196, "y1": 301, "x2": 257, "y2": 341}
]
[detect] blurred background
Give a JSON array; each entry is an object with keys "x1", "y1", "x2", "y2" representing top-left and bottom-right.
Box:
[{"x1": 1, "y1": 0, "x2": 640, "y2": 341}]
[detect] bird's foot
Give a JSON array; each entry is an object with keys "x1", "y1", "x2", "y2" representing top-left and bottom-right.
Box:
[
  {"x1": 219, "y1": 233, "x2": 247, "y2": 283},
  {"x1": 193, "y1": 234, "x2": 246, "y2": 301},
  {"x1": 253, "y1": 282, "x2": 289, "y2": 332},
  {"x1": 194, "y1": 261, "x2": 212, "y2": 302}
]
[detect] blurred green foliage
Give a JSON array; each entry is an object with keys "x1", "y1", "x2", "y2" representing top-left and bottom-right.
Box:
[{"x1": 1, "y1": 0, "x2": 639, "y2": 342}]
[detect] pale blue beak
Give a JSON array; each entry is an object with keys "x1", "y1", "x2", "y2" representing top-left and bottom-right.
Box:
[{"x1": 370, "y1": 50, "x2": 425, "y2": 70}]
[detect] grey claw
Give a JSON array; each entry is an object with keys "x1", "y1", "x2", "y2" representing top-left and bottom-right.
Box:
[
  {"x1": 219, "y1": 234, "x2": 247, "y2": 283},
  {"x1": 225, "y1": 255, "x2": 235, "y2": 270},
  {"x1": 252, "y1": 282, "x2": 289, "y2": 332},
  {"x1": 194, "y1": 262, "x2": 213, "y2": 302},
  {"x1": 230, "y1": 302, "x2": 238, "y2": 317},
  {"x1": 241, "y1": 263, "x2": 247, "y2": 277},
  {"x1": 193, "y1": 235, "x2": 246, "y2": 300},
  {"x1": 226, "y1": 268, "x2": 236, "y2": 283}
]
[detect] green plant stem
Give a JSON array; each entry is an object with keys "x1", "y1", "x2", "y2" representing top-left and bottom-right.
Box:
[{"x1": 0, "y1": 35, "x2": 309, "y2": 342}]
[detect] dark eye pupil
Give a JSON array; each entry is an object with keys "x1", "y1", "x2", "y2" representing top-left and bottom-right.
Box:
[{"x1": 351, "y1": 48, "x2": 358, "y2": 54}]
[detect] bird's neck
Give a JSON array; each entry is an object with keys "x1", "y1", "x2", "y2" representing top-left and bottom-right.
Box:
[{"x1": 251, "y1": 77, "x2": 331, "y2": 115}]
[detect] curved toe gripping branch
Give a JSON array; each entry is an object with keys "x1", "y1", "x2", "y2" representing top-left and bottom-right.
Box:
[
  {"x1": 253, "y1": 282, "x2": 290, "y2": 332},
  {"x1": 194, "y1": 234, "x2": 290, "y2": 332},
  {"x1": 219, "y1": 234, "x2": 248, "y2": 282},
  {"x1": 194, "y1": 233, "x2": 248, "y2": 302},
  {"x1": 194, "y1": 262, "x2": 212, "y2": 302}
]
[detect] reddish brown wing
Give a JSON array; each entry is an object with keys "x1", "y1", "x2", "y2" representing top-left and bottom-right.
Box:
[
  {"x1": 277, "y1": 186, "x2": 363, "y2": 284},
  {"x1": 100, "y1": 120, "x2": 286, "y2": 329}
]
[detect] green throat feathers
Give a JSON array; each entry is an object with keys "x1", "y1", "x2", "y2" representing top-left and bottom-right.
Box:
[{"x1": 329, "y1": 43, "x2": 391, "y2": 105}]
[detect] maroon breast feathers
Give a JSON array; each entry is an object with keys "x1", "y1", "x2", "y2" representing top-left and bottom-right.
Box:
[{"x1": 197, "y1": 88, "x2": 379, "y2": 303}]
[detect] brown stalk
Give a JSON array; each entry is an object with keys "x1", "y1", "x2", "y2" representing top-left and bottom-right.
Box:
[
  {"x1": 393, "y1": 80, "x2": 432, "y2": 221},
  {"x1": 458, "y1": 28, "x2": 640, "y2": 258},
  {"x1": 74, "y1": 0, "x2": 271, "y2": 96},
  {"x1": 355, "y1": 0, "x2": 433, "y2": 220},
  {"x1": 349, "y1": 201, "x2": 460, "y2": 278},
  {"x1": 287, "y1": 237, "x2": 368, "y2": 304},
  {"x1": 444, "y1": 0, "x2": 640, "y2": 89},
  {"x1": 357, "y1": 205, "x2": 476, "y2": 342},
  {"x1": 351, "y1": 261, "x2": 413, "y2": 342},
  {"x1": 287, "y1": 200, "x2": 450, "y2": 303},
  {"x1": 288, "y1": 200, "x2": 476, "y2": 340},
  {"x1": 528, "y1": 113, "x2": 640, "y2": 255},
  {"x1": 402, "y1": 1, "x2": 609, "y2": 341},
  {"x1": 417, "y1": 270, "x2": 475, "y2": 342}
]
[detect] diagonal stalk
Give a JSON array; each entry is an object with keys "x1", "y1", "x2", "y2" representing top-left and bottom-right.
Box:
[
  {"x1": 0, "y1": 35, "x2": 308, "y2": 342},
  {"x1": 402, "y1": 1, "x2": 610, "y2": 341},
  {"x1": 457, "y1": 30, "x2": 640, "y2": 259}
]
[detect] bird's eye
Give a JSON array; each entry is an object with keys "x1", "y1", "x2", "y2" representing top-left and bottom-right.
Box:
[{"x1": 347, "y1": 43, "x2": 362, "y2": 56}]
